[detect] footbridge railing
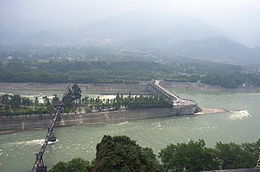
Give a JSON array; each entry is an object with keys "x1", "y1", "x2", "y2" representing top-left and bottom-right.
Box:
[
  {"x1": 149, "y1": 80, "x2": 198, "y2": 108},
  {"x1": 150, "y1": 80, "x2": 179, "y2": 100},
  {"x1": 32, "y1": 104, "x2": 63, "y2": 172}
]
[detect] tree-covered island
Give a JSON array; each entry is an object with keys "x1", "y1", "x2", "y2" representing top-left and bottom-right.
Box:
[{"x1": 0, "y1": 83, "x2": 172, "y2": 116}]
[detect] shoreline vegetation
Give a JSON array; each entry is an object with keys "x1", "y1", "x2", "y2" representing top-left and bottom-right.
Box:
[
  {"x1": 48, "y1": 135, "x2": 260, "y2": 171},
  {"x1": 1, "y1": 58, "x2": 260, "y2": 89}
]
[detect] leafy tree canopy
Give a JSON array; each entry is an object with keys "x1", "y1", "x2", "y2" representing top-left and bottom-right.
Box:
[
  {"x1": 159, "y1": 139, "x2": 219, "y2": 172},
  {"x1": 94, "y1": 135, "x2": 160, "y2": 172},
  {"x1": 48, "y1": 158, "x2": 91, "y2": 172}
]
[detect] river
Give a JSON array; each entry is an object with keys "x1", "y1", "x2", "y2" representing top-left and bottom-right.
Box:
[{"x1": 0, "y1": 88, "x2": 259, "y2": 172}]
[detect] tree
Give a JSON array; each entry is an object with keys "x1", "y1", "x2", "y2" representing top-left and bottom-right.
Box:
[
  {"x1": 94, "y1": 135, "x2": 160, "y2": 172},
  {"x1": 71, "y1": 83, "x2": 82, "y2": 105},
  {"x1": 159, "y1": 140, "x2": 219, "y2": 172},
  {"x1": 241, "y1": 139, "x2": 260, "y2": 157},
  {"x1": 0, "y1": 94, "x2": 10, "y2": 105},
  {"x1": 215, "y1": 142, "x2": 256, "y2": 169},
  {"x1": 82, "y1": 96, "x2": 89, "y2": 105},
  {"x1": 48, "y1": 158, "x2": 91, "y2": 172},
  {"x1": 21, "y1": 97, "x2": 32, "y2": 106},
  {"x1": 62, "y1": 89, "x2": 74, "y2": 107},
  {"x1": 47, "y1": 137, "x2": 260, "y2": 172},
  {"x1": 34, "y1": 97, "x2": 39, "y2": 105},
  {"x1": 10, "y1": 95, "x2": 21, "y2": 108},
  {"x1": 62, "y1": 83, "x2": 82, "y2": 108},
  {"x1": 43, "y1": 96, "x2": 50, "y2": 105},
  {"x1": 52, "y1": 94, "x2": 60, "y2": 105}
]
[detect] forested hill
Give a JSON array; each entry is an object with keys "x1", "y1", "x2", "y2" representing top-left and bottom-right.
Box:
[{"x1": 0, "y1": 58, "x2": 259, "y2": 89}]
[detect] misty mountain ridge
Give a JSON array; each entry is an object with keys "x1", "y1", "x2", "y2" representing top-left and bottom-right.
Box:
[
  {"x1": 168, "y1": 36, "x2": 260, "y2": 65},
  {"x1": 0, "y1": 11, "x2": 226, "y2": 44},
  {"x1": 75, "y1": 11, "x2": 220, "y2": 40},
  {"x1": 0, "y1": 11, "x2": 259, "y2": 65}
]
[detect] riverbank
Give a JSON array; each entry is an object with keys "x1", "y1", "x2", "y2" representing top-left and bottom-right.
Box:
[
  {"x1": 0, "y1": 81, "x2": 259, "y2": 95},
  {"x1": 0, "y1": 107, "x2": 228, "y2": 135},
  {"x1": 0, "y1": 82, "x2": 149, "y2": 95},
  {"x1": 161, "y1": 81, "x2": 260, "y2": 93}
]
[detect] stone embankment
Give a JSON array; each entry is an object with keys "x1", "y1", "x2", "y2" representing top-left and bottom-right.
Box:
[
  {"x1": 0, "y1": 107, "x2": 228, "y2": 132},
  {"x1": 0, "y1": 108, "x2": 178, "y2": 130}
]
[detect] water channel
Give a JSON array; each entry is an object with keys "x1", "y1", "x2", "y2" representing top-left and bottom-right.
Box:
[{"x1": 0, "y1": 88, "x2": 259, "y2": 172}]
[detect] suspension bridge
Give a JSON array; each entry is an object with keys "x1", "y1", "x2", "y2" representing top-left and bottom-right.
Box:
[{"x1": 32, "y1": 104, "x2": 63, "y2": 172}]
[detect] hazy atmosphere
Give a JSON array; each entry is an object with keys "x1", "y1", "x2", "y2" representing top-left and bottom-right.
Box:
[
  {"x1": 1, "y1": 0, "x2": 260, "y2": 46},
  {"x1": 0, "y1": 1, "x2": 260, "y2": 172}
]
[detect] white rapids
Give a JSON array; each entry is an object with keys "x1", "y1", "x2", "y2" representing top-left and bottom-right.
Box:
[{"x1": 229, "y1": 110, "x2": 251, "y2": 120}]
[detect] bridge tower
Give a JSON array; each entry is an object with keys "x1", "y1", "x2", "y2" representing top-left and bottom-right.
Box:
[
  {"x1": 48, "y1": 127, "x2": 56, "y2": 142},
  {"x1": 33, "y1": 152, "x2": 47, "y2": 172}
]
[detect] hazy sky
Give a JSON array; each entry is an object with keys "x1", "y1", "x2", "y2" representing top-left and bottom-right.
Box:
[
  {"x1": 1, "y1": 0, "x2": 259, "y2": 26},
  {"x1": 1, "y1": 0, "x2": 260, "y2": 46}
]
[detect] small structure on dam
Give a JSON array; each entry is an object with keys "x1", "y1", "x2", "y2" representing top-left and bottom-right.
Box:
[{"x1": 147, "y1": 80, "x2": 201, "y2": 115}]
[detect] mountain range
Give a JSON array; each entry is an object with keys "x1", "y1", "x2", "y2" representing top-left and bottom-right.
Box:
[{"x1": 0, "y1": 11, "x2": 259, "y2": 65}]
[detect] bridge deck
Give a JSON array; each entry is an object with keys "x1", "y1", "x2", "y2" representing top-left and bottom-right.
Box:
[
  {"x1": 32, "y1": 105, "x2": 63, "y2": 172},
  {"x1": 151, "y1": 80, "x2": 197, "y2": 107},
  {"x1": 152, "y1": 80, "x2": 179, "y2": 100}
]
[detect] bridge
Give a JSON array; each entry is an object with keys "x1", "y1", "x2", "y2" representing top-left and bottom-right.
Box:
[
  {"x1": 151, "y1": 80, "x2": 180, "y2": 100},
  {"x1": 149, "y1": 80, "x2": 197, "y2": 108},
  {"x1": 32, "y1": 104, "x2": 63, "y2": 172}
]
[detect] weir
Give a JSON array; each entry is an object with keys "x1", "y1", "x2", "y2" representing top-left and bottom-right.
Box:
[
  {"x1": 150, "y1": 79, "x2": 180, "y2": 100},
  {"x1": 148, "y1": 80, "x2": 200, "y2": 114}
]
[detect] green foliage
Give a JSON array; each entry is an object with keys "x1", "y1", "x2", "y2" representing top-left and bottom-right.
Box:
[
  {"x1": 21, "y1": 97, "x2": 32, "y2": 106},
  {"x1": 79, "y1": 93, "x2": 172, "y2": 112},
  {"x1": 48, "y1": 158, "x2": 91, "y2": 172},
  {"x1": 34, "y1": 97, "x2": 39, "y2": 105},
  {"x1": 71, "y1": 84, "x2": 82, "y2": 100},
  {"x1": 43, "y1": 96, "x2": 51, "y2": 105},
  {"x1": 0, "y1": 57, "x2": 259, "y2": 88},
  {"x1": 48, "y1": 137, "x2": 260, "y2": 172},
  {"x1": 10, "y1": 94, "x2": 21, "y2": 107},
  {"x1": 241, "y1": 139, "x2": 260, "y2": 156},
  {"x1": 159, "y1": 140, "x2": 219, "y2": 172},
  {"x1": 62, "y1": 83, "x2": 82, "y2": 107},
  {"x1": 0, "y1": 94, "x2": 54, "y2": 116},
  {"x1": 126, "y1": 95, "x2": 172, "y2": 109},
  {"x1": 0, "y1": 94, "x2": 10, "y2": 105},
  {"x1": 0, "y1": 94, "x2": 25, "y2": 109},
  {"x1": 94, "y1": 135, "x2": 160, "y2": 172},
  {"x1": 159, "y1": 139, "x2": 260, "y2": 171},
  {"x1": 0, "y1": 107, "x2": 51, "y2": 116},
  {"x1": 52, "y1": 94, "x2": 60, "y2": 105},
  {"x1": 215, "y1": 142, "x2": 257, "y2": 169}
]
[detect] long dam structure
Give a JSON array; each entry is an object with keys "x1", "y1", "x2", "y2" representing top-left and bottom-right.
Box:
[{"x1": 147, "y1": 80, "x2": 201, "y2": 115}]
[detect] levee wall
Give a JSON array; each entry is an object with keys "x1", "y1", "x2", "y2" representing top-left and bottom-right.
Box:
[{"x1": 0, "y1": 108, "x2": 191, "y2": 130}]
